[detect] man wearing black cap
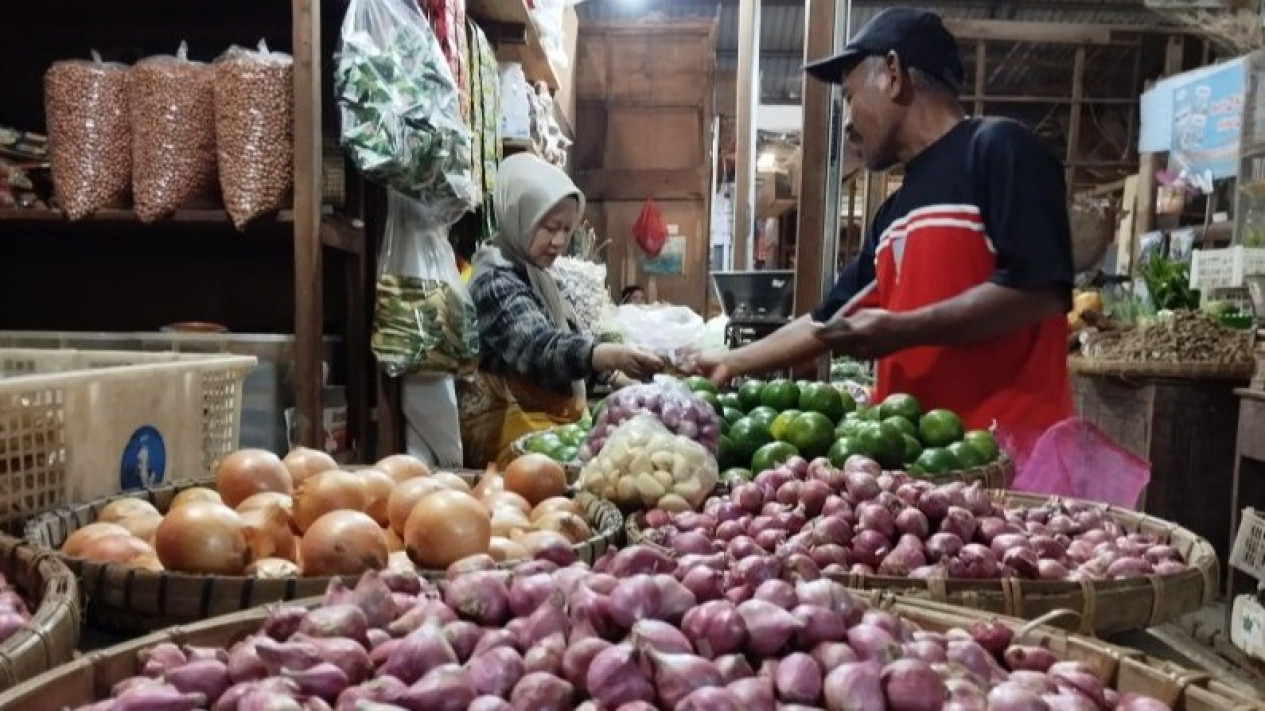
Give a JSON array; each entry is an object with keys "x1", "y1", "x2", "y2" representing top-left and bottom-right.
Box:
[{"x1": 696, "y1": 8, "x2": 1075, "y2": 469}]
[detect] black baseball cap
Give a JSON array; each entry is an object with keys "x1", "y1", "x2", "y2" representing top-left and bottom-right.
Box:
[{"x1": 804, "y1": 8, "x2": 965, "y2": 91}]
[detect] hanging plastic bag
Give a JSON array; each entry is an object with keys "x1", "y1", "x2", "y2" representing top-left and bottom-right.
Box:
[
  {"x1": 213, "y1": 40, "x2": 295, "y2": 230},
  {"x1": 129, "y1": 41, "x2": 219, "y2": 223},
  {"x1": 44, "y1": 52, "x2": 132, "y2": 220},
  {"x1": 371, "y1": 190, "x2": 480, "y2": 377},
  {"x1": 335, "y1": 0, "x2": 478, "y2": 224},
  {"x1": 1010, "y1": 418, "x2": 1151, "y2": 509},
  {"x1": 634, "y1": 198, "x2": 669, "y2": 257}
]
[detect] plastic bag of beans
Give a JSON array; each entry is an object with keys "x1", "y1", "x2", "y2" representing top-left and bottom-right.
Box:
[
  {"x1": 213, "y1": 40, "x2": 295, "y2": 230},
  {"x1": 44, "y1": 52, "x2": 132, "y2": 220},
  {"x1": 130, "y1": 42, "x2": 218, "y2": 223}
]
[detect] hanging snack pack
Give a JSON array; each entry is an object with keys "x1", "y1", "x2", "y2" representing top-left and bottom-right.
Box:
[
  {"x1": 129, "y1": 42, "x2": 219, "y2": 222},
  {"x1": 44, "y1": 53, "x2": 132, "y2": 220},
  {"x1": 469, "y1": 21, "x2": 501, "y2": 243},
  {"x1": 213, "y1": 40, "x2": 295, "y2": 230},
  {"x1": 335, "y1": 0, "x2": 478, "y2": 225},
  {"x1": 371, "y1": 190, "x2": 480, "y2": 376}
]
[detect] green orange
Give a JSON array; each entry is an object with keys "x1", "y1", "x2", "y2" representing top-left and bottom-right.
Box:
[{"x1": 784, "y1": 411, "x2": 839, "y2": 460}]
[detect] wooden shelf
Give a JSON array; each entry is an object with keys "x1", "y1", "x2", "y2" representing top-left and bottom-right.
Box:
[{"x1": 0, "y1": 208, "x2": 364, "y2": 254}]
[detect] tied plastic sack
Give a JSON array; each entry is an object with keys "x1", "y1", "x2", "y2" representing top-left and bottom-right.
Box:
[
  {"x1": 578, "y1": 413, "x2": 719, "y2": 512},
  {"x1": 579, "y1": 375, "x2": 721, "y2": 462},
  {"x1": 634, "y1": 197, "x2": 669, "y2": 257},
  {"x1": 613, "y1": 303, "x2": 706, "y2": 363},
  {"x1": 1009, "y1": 418, "x2": 1151, "y2": 509},
  {"x1": 335, "y1": 0, "x2": 478, "y2": 224},
  {"x1": 371, "y1": 190, "x2": 480, "y2": 377},
  {"x1": 44, "y1": 52, "x2": 132, "y2": 220}
]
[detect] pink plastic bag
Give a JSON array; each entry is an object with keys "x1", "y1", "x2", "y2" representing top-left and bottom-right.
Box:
[{"x1": 1009, "y1": 418, "x2": 1151, "y2": 509}]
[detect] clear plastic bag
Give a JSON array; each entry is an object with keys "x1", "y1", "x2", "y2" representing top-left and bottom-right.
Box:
[
  {"x1": 578, "y1": 413, "x2": 719, "y2": 511},
  {"x1": 613, "y1": 304, "x2": 707, "y2": 361},
  {"x1": 213, "y1": 40, "x2": 294, "y2": 230},
  {"x1": 44, "y1": 52, "x2": 132, "y2": 220},
  {"x1": 580, "y1": 376, "x2": 721, "y2": 461},
  {"x1": 371, "y1": 190, "x2": 480, "y2": 377},
  {"x1": 130, "y1": 42, "x2": 219, "y2": 223},
  {"x1": 498, "y1": 62, "x2": 532, "y2": 140},
  {"x1": 335, "y1": 0, "x2": 478, "y2": 224},
  {"x1": 1010, "y1": 418, "x2": 1151, "y2": 509}
]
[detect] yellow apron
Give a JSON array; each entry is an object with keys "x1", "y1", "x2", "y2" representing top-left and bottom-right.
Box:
[{"x1": 459, "y1": 371, "x2": 585, "y2": 469}]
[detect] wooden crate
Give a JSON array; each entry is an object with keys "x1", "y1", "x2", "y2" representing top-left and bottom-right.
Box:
[{"x1": 1072, "y1": 374, "x2": 1243, "y2": 561}]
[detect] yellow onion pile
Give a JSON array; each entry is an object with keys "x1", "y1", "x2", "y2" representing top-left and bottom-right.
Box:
[{"x1": 59, "y1": 448, "x2": 592, "y2": 578}]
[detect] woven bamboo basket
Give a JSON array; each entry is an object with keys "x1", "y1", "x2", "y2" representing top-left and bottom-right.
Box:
[
  {"x1": 1068, "y1": 354, "x2": 1257, "y2": 380},
  {"x1": 0, "y1": 537, "x2": 79, "y2": 693},
  {"x1": 509, "y1": 431, "x2": 583, "y2": 483},
  {"x1": 0, "y1": 590, "x2": 1259, "y2": 710},
  {"x1": 918, "y1": 455, "x2": 1014, "y2": 489},
  {"x1": 627, "y1": 490, "x2": 1219, "y2": 636},
  {"x1": 24, "y1": 475, "x2": 623, "y2": 635}
]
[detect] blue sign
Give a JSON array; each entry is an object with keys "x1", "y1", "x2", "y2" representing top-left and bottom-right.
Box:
[
  {"x1": 1170, "y1": 58, "x2": 1246, "y2": 180},
  {"x1": 120, "y1": 426, "x2": 167, "y2": 491}
]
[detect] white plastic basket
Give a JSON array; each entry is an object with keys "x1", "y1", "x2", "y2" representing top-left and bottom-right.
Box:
[
  {"x1": 1189, "y1": 246, "x2": 1265, "y2": 292},
  {"x1": 1230, "y1": 507, "x2": 1265, "y2": 583},
  {"x1": 0, "y1": 349, "x2": 256, "y2": 525}
]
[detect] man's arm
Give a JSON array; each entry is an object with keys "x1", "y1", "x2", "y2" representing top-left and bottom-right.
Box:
[
  {"x1": 893, "y1": 282, "x2": 1067, "y2": 346},
  {"x1": 721, "y1": 315, "x2": 830, "y2": 378}
]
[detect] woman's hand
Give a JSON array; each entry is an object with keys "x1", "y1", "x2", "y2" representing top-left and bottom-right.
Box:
[{"x1": 593, "y1": 344, "x2": 664, "y2": 381}]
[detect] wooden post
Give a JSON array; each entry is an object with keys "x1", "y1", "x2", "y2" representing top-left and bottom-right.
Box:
[
  {"x1": 794, "y1": 0, "x2": 836, "y2": 321},
  {"x1": 1066, "y1": 46, "x2": 1086, "y2": 198},
  {"x1": 1131, "y1": 36, "x2": 1185, "y2": 275},
  {"x1": 733, "y1": 0, "x2": 760, "y2": 270},
  {"x1": 973, "y1": 40, "x2": 986, "y2": 118},
  {"x1": 293, "y1": 0, "x2": 324, "y2": 448}
]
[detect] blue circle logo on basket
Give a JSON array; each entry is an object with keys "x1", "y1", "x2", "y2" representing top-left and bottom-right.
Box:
[{"x1": 120, "y1": 426, "x2": 167, "y2": 490}]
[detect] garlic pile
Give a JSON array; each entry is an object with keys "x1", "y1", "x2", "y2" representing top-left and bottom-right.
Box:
[{"x1": 578, "y1": 414, "x2": 718, "y2": 512}]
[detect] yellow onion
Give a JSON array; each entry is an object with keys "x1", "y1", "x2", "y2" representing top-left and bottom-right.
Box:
[{"x1": 154, "y1": 502, "x2": 249, "y2": 575}]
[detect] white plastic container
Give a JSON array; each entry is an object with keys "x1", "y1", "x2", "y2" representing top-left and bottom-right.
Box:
[{"x1": 0, "y1": 348, "x2": 255, "y2": 523}]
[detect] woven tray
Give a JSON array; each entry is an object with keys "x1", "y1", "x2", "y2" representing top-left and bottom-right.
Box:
[
  {"x1": 0, "y1": 590, "x2": 1257, "y2": 710},
  {"x1": 1069, "y1": 355, "x2": 1256, "y2": 380},
  {"x1": 627, "y1": 490, "x2": 1219, "y2": 637},
  {"x1": 24, "y1": 475, "x2": 623, "y2": 635},
  {"x1": 918, "y1": 454, "x2": 1014, "y2": 489},
  {"x1": 508, "y1": 431, "x2": 583, "y2": 483},
  {"x1": 0, "y1": 537, "x2": 79, "y2": 693}
]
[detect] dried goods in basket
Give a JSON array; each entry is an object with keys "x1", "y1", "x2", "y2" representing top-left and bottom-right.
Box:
[
  {"x1": 23, "y1": 474, "x2": 621, "y2": 634},
  {"x1": 0, "y1": 537, "x2": 79, "y2": 693},
  {"x1": 0, "y1": 571, "x2": 1258, "y2": 710},
  {"x1": 1073, "y1": 310, "x2": 1257, "y2": 380},
  {"x1": 626, "y1": 467, "x2": 1218, "y2": 636}
]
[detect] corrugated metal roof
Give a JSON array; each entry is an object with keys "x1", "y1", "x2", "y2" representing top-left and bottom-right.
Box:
[{"x1": 577, "y1": 0, "x2": 1170, "y2": 104}]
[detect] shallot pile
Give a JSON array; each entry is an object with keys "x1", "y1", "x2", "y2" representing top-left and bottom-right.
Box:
[
  {"x1": 77, "y1": 550, "x2": 1175, "y2": 710},
  {"x1": 579, "y1": 377, "x2": 721, "y2": 461},
  {"x1": 0, "y1": 573, "x2": 32, "y2": 646},
  {"x1": 638, "y1": 455, "x2": 1189, "y2": 584}
]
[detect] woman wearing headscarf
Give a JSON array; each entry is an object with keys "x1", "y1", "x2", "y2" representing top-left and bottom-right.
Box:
[{"x1": 460, "y1": 154, "x2": 664, "y2": 468}]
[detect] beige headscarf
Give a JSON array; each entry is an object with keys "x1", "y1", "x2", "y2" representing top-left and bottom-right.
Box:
[{"x1": 471, "y1": 154, "x2": 588, "y2": 396}]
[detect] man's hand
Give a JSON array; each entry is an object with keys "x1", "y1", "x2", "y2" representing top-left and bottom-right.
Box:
[
  {"x1": 813, "y1": 308, "x2": 909, "y2": 360},
  {"x1": 690, "y1": 351, "x2": 735, "y2": 388}
]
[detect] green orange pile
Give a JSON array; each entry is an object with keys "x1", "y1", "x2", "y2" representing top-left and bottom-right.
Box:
[{"x1": 682, "y1": 377, "x2": 1001, "y2": 482}]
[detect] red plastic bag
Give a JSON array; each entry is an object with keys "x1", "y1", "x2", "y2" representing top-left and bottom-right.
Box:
[
  {"x1": 633, "y1": 198, "x2": 669, "y2": 257},
  {"x1": 1010, "y1": 418, "x2": 1151, "y2": 509}
]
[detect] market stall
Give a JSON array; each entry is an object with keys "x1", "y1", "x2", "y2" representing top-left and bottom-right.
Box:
[{"x1": 1, "y1": 0, "x2": 1265, "y2": 706}]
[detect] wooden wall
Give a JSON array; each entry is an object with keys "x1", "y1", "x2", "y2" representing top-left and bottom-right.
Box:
[{"x1": 573, "y1": 21, "x2": 716, "y2": 313}]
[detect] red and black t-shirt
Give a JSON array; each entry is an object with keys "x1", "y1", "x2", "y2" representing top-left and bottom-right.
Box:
[{"x1": 813, "y1": 117, "x2": 1074, "y2": 461}]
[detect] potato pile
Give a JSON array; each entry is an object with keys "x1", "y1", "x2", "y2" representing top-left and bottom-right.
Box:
[{"x1": 58, "y1": 449, "x2": 591, "y2": 577}]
